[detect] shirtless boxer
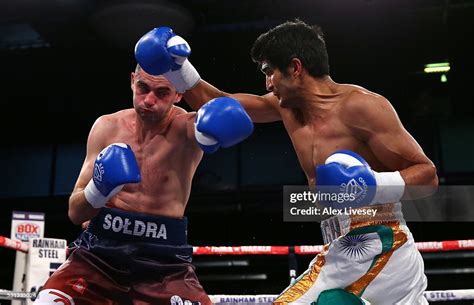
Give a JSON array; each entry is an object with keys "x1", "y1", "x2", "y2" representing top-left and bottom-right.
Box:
[
  {"x1": 33, "y1": 64, "x2": 253, "y2": 305},
  {"x1": 134, "y1": 20, "x2": 438, "y2": 304}
]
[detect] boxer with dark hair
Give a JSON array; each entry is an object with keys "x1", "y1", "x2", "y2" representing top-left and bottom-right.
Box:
[{"x1": 135, "y1": 20, "x2": 438, "y2": 304}]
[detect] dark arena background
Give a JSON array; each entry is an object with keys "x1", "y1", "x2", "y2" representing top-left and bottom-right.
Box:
[{"x1": 0, "y1": 0, "x2": 473, "y2": 304}]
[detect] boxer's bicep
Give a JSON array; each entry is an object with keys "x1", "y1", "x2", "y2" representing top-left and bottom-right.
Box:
[
  {"x1": 183, "y1": 79, "x2": 223, "y2": 109},
  {"x1": 185, "y1": 113, "x2": 204, "y2": 151},
  {"x1": 370, "y1": 124, "x2": 437, "y2": 187},
  {"x1": 369, "y1": 121, "x2": 426, "y2": 170},
  {"x1": 362, "y1": 99, "x2": 436, "y2": 186},
  {"x1": 73, "y1": 116, "x2": 111, "y2": 192},
  {"x1": 231, "y1": 92, "x2": 281, "y2": 123},
  {"x1": 373, "y1": 101, "x2": 422, "y2": 163},
  {"x1": 68, "y1": 117, "x2": 111, "y2": 224},
  {"x1": 347, "y1": 95, "x2": 430, "y2": 171}
]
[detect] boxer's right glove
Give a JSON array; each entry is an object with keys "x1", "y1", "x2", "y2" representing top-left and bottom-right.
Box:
[
  {"x1": 134, "y1": 27, "x2": 200, "y2": 93},
  {"x1": 194, "y1": 97, "x2": 254, "y2": 153},
  {"x1": 84, "y1": 143, "x2": 141, "y2": 208}
]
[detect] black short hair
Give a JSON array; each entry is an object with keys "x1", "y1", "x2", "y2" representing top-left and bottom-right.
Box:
[{"x1": 251, "y1": 19, "x2": 330, "y2": 77}]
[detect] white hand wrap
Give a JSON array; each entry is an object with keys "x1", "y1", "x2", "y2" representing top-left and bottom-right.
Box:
[
  {"x1": 164, "y1": 60, "x2": 200, "y2": 93},
  {"x1": 83, "y1": 179, "x2": 123, "y2": 209},
  {"x1": 372, "y1": 171, "x2": 405, "y2": 204}
]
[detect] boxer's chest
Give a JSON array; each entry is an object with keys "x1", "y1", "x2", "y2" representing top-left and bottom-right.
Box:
[{"x1": 281, "y1": 110, "x2": 369, "y2": 184}]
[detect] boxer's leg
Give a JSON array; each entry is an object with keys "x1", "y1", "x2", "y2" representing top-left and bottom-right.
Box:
[
  {"x1": 131, "y1": 262, "x2": 212, "y2": 305},
  {"x1": 274, "y1": 225, "x2": 400, "y2": 305},
  {"x1": 316, "y1": 289, "x2": 370, "y2": 304},
  {"x1": 34, "y1": 248, "x2": 131, "y2": 305},
  {"x1": 360, "y1": 225, "x2": 428, "y2": 305}
]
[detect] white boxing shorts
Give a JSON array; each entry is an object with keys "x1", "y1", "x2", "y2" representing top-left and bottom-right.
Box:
[{"x1": 274, "y1": 203, "x2": 428, "y2": 305}]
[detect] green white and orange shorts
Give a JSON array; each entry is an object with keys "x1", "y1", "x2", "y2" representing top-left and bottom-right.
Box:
[{"x1": 274, "y1": 203, "x2": 428, "y2": 305}]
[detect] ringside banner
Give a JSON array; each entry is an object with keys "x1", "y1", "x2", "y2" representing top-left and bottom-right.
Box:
[{"x1": 10, "y1": 211, "x2": 45, "y2": 305}]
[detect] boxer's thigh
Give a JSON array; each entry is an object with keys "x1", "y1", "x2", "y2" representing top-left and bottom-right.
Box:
[
  {"x1": 132, "y1": 263, "x2": 212, "y2": 305},
  {"x1": 274, "y1": 225, "x2": 396, "y2": 304},
  {"x1": 362, "y1": 227, "x2": 428, "y2": 305},
  {"x1": 35, "y1": 248, "x2": 130, "y2": 305}
]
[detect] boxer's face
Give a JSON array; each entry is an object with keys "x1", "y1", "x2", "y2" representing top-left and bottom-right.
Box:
[
  {"x1": 131, "y1": 70, "x2": 182, "y2": 122},
  {"x1": 261, "y1": 61, "x2": 294, "y2": 108}
]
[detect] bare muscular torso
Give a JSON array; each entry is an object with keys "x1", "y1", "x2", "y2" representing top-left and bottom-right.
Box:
[
  {"x1": 100, "y1": 107, "x2": 203, "y2": 217},
  {"x1": 185, "y1": 77, "x2": 435, "y2": 192},
  {"x1": 278, "y1": 84, "x2": 387, "y2": 186}
]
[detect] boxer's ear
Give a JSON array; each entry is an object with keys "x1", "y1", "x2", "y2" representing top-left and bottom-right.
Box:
[
  {"x1": 131, "y1": 72, "x2": 136, "y2": 90},
  {"x1": 289, "y1": 58, "x2": 302, "y2": 77},
  {"x1": 174, "y1": 92, "x2": 183, "y2": 104}
]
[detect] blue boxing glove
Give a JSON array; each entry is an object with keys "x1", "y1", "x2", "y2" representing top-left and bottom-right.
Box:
[
  {"x1": 316, "y1": 150, "x2": 405, "y2": 208},
  {"x1": 194, "y1": 97, "x2": 254, "y2": 153},
  {"x1": 84, "y1": 143, "x2": 141, "y2": 208},
  {"x1": 134, "y1": 27, "x2": 200, "y2": 93}
]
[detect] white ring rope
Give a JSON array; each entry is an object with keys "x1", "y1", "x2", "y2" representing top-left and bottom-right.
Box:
[
  {"x1": 2, "y1": 236, "x2": 473, "y2": 303},
  {"x1": 1, "y1": 290, "x2": 474, "y2": 302},
  {"x1": 209, "y1": 290, "x2": 474, "y2": 303}
]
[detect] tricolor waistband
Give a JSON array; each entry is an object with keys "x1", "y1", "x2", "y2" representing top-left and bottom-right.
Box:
[
  {"x1": 320, "y1": 202, "x2": 405, "y2": 244},
  {"x1": 86, "y1": 208, "x2": 187, "y2": 246}
]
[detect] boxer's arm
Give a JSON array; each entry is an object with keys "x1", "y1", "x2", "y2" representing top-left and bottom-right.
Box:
[
  {"x1": 133, "y1": 28, "x2": 281, "y2": 123},
  {"x1": 344, "y1": 93, "x2": 438, "y2": 199},
  {"x1": 183, "y1": 80, "x2": 281, "y2": 123},
  {"x1": 68, "y1": 116, "x2": 111, "y2": 225},
  {"x1": 185, "y1": 113, "x2": 202, "y2": 149}
]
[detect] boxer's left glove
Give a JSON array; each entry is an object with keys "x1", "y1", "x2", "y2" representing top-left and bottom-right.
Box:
[
  {"x1": 84, "y1": 143, "x2": 141, "y2": 208},
  {"x1": 194, "y1": 97, "x2": 254, "y2": 153},
  {"x1": 316, "y1": 150, "x2": 405, "y2": 208},
  {"x1": 134, "y1": 26, "x2": 200, "y2": 93}
]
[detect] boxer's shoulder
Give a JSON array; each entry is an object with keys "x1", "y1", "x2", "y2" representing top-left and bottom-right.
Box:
[
  {"x1": 88, "y1": 110, "x2": 136, "y2": 144},
  {"x1": 338, "y1": 86, "x2": 391, "y2": 124},
  {"x1": 340, "y1": 85, "x2": 384, "y2": 105},
  {"x1": 167, "y1": 107, "x2": 200, "y2": 141},
  {"x1": 89, "y1": 112, "x2": 117, "y2": 135},
  {"x1": 170, "y1": 106, "x2": 194, "y2": 127},
  {"x1": 95, "y1": 109, "x2": 133, "y2": 126},
  {"x1": 171, "y1": 105, "x2": 190, "y2": 117}
]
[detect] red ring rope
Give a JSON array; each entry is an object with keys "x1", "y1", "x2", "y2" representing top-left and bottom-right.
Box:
[{"x1": 2, "y1": 236, "x2": 472, "y2": 255}]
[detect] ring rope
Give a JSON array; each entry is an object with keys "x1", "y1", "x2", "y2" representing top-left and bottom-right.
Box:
[
  {"x1": 2, "y1": 236, "x2": 473, "y2": 255},
  {"x1": 209, "y1": 290, "x2": 474, "y2": 303},
  {"x1": 1, "y1": 290, "x2": 474, "y2": 302},
  {"x1": 1, "y1": 236, "x2": 473, "y2": 302}
]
